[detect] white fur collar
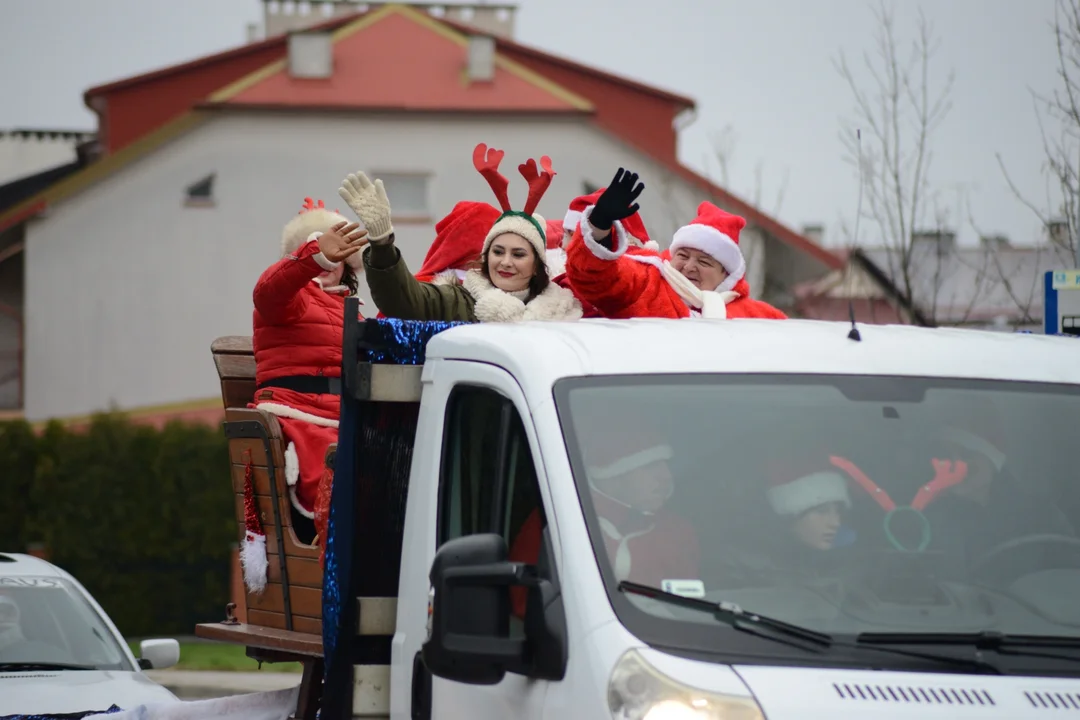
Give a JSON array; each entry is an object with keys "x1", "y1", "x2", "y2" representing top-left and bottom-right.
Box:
[{"x1": 461, "y1": 270, "x2": 583, "y2": 323}]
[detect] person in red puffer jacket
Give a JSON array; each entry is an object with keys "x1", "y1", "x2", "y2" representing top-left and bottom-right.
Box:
[
  {"x1": 251, "y1": 198, "x2": 367, "y2": 548},
  {"x1": 567, "y1": 170, "x2": 787, "y2": 320}
]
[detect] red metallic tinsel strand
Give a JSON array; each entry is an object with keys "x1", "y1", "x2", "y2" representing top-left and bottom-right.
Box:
[{"x1": 242, "y1": 453, "x2": 262, "y2": 536}]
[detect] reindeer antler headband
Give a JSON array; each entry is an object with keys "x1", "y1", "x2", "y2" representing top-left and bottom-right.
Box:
[{"x1": 473, "y1": 142, "x2": 556, "y2": 240}]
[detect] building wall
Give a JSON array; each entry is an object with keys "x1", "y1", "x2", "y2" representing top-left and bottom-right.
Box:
[
  {"x1": 0, "y1": 225, "x2": 23, "y2": 410},
  {"x1": 22, "y1": 111, "x2": 777, "y2": 421}
]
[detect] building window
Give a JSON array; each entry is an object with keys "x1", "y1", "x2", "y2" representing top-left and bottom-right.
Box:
[
  {"x1": 371, "y1": 172, "x2": 430, "y2": 222},
  {"x1": 184, "y1": 173, "x2": 216, "y2": 208}
]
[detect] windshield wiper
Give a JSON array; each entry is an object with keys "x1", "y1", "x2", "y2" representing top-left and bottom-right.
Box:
[
  {"x1": 619, "y1": 582, "x2": 1001, "y2": 673},
  {"x1": 618, "y1": 581, "x2": 832, "y2": 651},
  {"x1": 858, "y1": 631, "x2": 1080, "y2": 665},
  {"x1": 0, "y1": 662, "x2": 97, "y2": 671}
]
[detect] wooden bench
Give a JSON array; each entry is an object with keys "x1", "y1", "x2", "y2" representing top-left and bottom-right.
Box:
[{"x1": 198, "y1": 336, "x2": 327, "y2": 719}]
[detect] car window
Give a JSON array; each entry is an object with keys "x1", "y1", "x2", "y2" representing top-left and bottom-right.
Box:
[{"x1": 0, "y1": 577, "x2": 131, "y2": 670}]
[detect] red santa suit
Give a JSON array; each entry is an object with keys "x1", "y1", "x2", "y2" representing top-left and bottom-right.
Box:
[
  {"x1": 508, "y1": 439, "x2": 699, "y2": 617},
  {"x1": 554, "y1": 189, "x2": 659, "y2": 319},
  {"x1": 251, "y1": 200, "x2": 364, "y2": 525},
  {"x1": 567, "y1": 201, "x2": 787, "y2": 320},
  {"x1": 415, "y1": 201, "x2": 501, "y2": 286}
]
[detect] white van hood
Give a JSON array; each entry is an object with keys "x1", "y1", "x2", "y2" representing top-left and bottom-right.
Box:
[
  {"x1": 0, "y1": 670, "x2": 178, "y2": 715},
  {"x1": 735, "y1": 664, "x2": 1080, "y2": 718}
]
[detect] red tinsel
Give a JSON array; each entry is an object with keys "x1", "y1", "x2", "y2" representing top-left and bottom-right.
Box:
[{"x1": 242, "y1": 450, "x2": 263, "y2": 537}]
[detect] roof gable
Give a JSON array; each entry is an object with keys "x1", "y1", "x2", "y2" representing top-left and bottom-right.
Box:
[{"x1": 210, "y1": 6, "x2": 591, "y2": 113}]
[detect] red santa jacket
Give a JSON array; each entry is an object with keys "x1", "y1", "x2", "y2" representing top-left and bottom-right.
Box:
[
  {"x1": 551, "y1": 273, "x2": 602, "y2": 318},
  {"x1": 565, "y1": 222, "x2": 786, "y2": 320},
  {"x1": 252, "y1": 239, "x2": 355, "y2": 517},
  {"x1": 508, "y1": 493, "x2": 700, "y2": 617}
]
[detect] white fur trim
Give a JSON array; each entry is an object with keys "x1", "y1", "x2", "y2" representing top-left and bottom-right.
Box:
[
  {"x1": 580, "y1": 205, "x2": 630, "y2": 261},
  {"x1": 284, "y1": 442, "x2": 299, "y2": 487},
  {"x1": 431, "y1": 269, "x2": 465, "y2": 286},
  {"x1": 546, "y1": 247, "x2": 567, "y2": 279},
  {"x1": 461, "y1": 270, "x2": 583, "y2": 323},
  {"x1": 640, "y1": 239, "x2": 660, "y2": 252},
  {"x1": 281, "y1": 209, "x2": 350, "y2": 258},
  {"x1": 768, "y1": 471, "x2": 851, "y2": 517},
  {"x1": 563, "y1": 208, "x2": 583, "y2": 230},
  {"x1": 289, "y1": 485, "x2": 315, "y2": 519},
  {"x1": 240, "y1": 531, "x2": 268, "y2": 594},
  {"x1": 312, "y1": 250, "x2": 340, "y2": 272},
  {"x1": 589, "y1": 444, "x2": 673, "y2": 481},
  {"x1": 942, "y1": 426, "x2": 1006, "y2": 471},
  {"x1": 670, "y1": 223, "x2": 746, "y2": 292},
  {"x1": 483, "y1": 213, "x2": 547, "y2": 260},
  {"x1": 254, "y1": 402, "x2": 340, "y2": 428}
]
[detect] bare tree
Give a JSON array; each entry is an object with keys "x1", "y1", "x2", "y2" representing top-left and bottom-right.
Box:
[
  {"x1": 703, "y1": 124, "x2": 790, "y2": 217},
  {"x1": 834, "y1": 0, "x2": 956, "y2": 325},
  {"x1": 998, "y1": 0, "x2": 1080, "y2": 267}
]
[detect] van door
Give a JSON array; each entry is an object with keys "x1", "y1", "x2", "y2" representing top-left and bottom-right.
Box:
[{"x1": 407, "y1": 361, "x2": 557, "y2": 719}]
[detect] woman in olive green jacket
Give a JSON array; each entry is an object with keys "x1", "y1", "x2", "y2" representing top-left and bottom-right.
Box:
[{"x1": 337, "y1": 147, "x2": 583, "y2": 324}]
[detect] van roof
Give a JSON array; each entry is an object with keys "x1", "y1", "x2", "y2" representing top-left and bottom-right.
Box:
[{"x1": 426, "y1": 319, "x2": 1080, "y2": 391}]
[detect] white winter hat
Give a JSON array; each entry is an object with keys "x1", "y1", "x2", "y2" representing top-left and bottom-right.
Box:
[
  {"x1": 280, "y1": 197, "x2": 362, "y2": 270},
  {"x1": 482, "y1": 211, "x2": 547, "y2": 261},
  {"x1": 767, "y1": 464, "x2": 851, "y2": 517}
]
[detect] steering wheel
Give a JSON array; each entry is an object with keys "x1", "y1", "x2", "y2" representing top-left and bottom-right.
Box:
[{"x1": 969, "y1": 534, "x2": 1080, "y2": 586}]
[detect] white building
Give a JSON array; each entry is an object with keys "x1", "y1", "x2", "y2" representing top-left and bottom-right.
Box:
[{"x1": 0, "y1": 1, "x2": 840, "y2": 423}]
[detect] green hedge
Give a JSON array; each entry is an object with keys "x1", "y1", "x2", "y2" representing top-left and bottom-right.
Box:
[{"x1": 0, "y1": 413, "x2": 235, "y2": 638}]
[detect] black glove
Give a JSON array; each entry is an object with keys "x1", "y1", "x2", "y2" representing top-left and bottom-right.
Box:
[{"x1": 588, "y1": 168, "x2": 645, "y2": 232}]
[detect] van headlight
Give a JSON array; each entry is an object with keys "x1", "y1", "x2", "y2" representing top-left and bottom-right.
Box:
[{"x1": 608, "y1": 649, "x2": 765, "y2": 720}]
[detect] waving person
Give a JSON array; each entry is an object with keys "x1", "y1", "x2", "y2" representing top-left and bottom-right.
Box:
[
  {"x1": 566, "y1": 170, "x2": 786, "y2": 320},
  {"x1": 250, "y1": 198, "x2": 367, "y2": 559},
  {"x1": 340, "y1": 143, "x2": 582, "y2": 323}
]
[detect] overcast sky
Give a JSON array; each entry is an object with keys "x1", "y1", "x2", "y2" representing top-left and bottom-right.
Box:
[{"x1": 0, "y1": 0, "x2": 1064, "y2": 248}]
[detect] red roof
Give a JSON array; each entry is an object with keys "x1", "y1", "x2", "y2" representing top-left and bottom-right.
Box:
[
  {"x1": 216, "y1": 10, "x2": 587, "y2": 114},
  {"x1": 31, "y1": 4, "x2": 839, "y2": 269}
]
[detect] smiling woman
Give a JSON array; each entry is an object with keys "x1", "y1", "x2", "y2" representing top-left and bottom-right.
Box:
[{"x1": 351, "y1": 143, "x2": 583, "y2": 323}]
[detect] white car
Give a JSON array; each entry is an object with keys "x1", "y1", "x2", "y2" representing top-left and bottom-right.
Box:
[{"x1": 0, "y1": 552, "x2": 181, "y2": 715}]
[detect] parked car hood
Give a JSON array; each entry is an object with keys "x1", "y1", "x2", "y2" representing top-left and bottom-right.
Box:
[{"x1": 0, "y1": 669, "x2": 178, "y2": 715}]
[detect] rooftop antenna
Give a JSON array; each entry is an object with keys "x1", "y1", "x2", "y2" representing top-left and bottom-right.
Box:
[{"x1": 847, "y1": 128, "x2": 864, "y2": 342}]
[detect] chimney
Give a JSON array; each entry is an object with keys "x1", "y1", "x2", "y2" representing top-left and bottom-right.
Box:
[
  {"x1": 467, "y1": 34, "x2": 496, "y2": 82},
  {"x1": 1048, "y1": 218, "x2": 1070, "y2": 247},
  {"x1": 288, "y1": 30, "x2": 333, "y2": 79},
  {"x1": 980, "y1": 234, "x2": 1010, "y2": 250},
  {"x1": 801, "y1": 223, "x2": 825, "y2": 246}
]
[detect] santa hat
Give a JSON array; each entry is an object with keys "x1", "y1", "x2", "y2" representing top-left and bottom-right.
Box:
[
  {"x1": 564, "y1": 189, "x2": 657, "y2": 251},
  {"x1": 581, "y1": 425, "x2": 674, "y2": 485},
  {"x1": 767, "y1": 462, "x2": 851, "y2": 517},
  {"x1": 415, "y1": 201, "x2": 500, "y2": 284},
  {"x1": 473, "y1": 142, "x2": 556, "y2": 263},
  {"x1": 669, "y1": 202, "x2": 747, "y2": 293},
  {"x1": 239, "y1": 451, "x2": 268, "y2": 594},
  {"x1": 545, "y1": 219, "x2": 564, "y2": 249},
  {"x1": 940, "y1": 406, "x2": 1007, "y2": 471},
  {"x1": 281, "y1": 197, "x2": 362, "y2": 270}
]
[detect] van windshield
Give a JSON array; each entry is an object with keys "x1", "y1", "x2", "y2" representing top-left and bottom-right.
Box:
[{"x1": 555, "y1": 374, "x2": 1080, "y2": 656}]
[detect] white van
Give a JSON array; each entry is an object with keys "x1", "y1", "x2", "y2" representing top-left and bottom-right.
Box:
[
  {"x1": 405, "y1": 318, "x2": 1080, "y2": 719},
  {"x1": 203, "y1": 314, "x2": 1080, "y2": 719}
]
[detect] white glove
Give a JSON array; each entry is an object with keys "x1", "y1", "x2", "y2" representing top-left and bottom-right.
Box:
[{"x1": 338, "y1": 171, "x2": 394, "y2": 243}]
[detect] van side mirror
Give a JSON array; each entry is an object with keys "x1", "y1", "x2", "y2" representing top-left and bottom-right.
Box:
[{"x1": 421, "y1": 534, "x2": 525, "y2": 685}]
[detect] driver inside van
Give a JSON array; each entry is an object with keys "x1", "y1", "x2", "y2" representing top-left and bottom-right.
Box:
[
  {"x1": 509, "y1": 429, "x2": 699, "y2": 616},
  {"x1": 928, "y1": 412, "x2": 1074, "y2": 564}
]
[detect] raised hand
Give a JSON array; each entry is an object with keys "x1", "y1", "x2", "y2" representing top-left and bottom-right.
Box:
[
  {"x1": 338, "y1": 171, "x2": 394, "y2": 242},
  {"x1": 318, "y1": 221, "x2": 368, "y2": 263},
  {"x1": 588, "y1": 168, "x2": 645, "y2": 231}
]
